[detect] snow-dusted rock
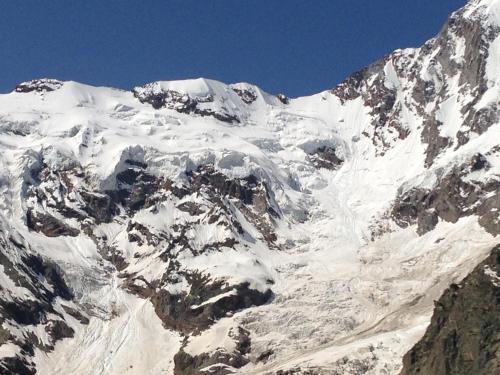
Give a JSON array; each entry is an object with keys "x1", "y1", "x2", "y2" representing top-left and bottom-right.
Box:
[{"x1": 1, "y1": 1, "x2": 500, "y2": 374}]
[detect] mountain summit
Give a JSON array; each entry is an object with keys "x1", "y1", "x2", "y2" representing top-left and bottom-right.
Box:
[{"x1": 0, "y1": 1, "x2": 499, "y2": 374}]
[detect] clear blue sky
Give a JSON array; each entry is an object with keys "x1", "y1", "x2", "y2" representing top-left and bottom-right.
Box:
[{"x1": 1, "y1": 0, "x2": 466, "y2": 97}]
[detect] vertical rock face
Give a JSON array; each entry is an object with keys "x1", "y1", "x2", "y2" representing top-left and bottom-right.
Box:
[
  {"x1": 1, "y1": 1, "x2": 500, "y2": 374},
  {"x1": 400, "y1": 245, "x2": 500, "y2": 375}
]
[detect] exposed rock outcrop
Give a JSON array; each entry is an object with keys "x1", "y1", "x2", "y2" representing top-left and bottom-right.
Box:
[
  {"x1": 400, "y1": 245, "x2": 500, "y2": 375},
  {"x1": 151, "y1": 274, "x2": 272, "y2": 334},
  {"x1": 231, "y1": 86, "x2": 258, "y2": 104},
  {"x1": 26, "y1": 210, "x2": 80, "y2": 237},
  {"x1": 392, "y1": 153, "x2": 500, "y2": 235},
  {"x1": 307, "y1": 146, "x2": 344, "y2": 170},
  {"x1": 15, "y1": 79, "x2": 63, "y2": 93},
  {"x1": 173, "y1": 327, "x2": 251, "y2": 374},
  {"x1": 133, "y1": 82, "x2": 240, "y2": 123},
  {"x1": 0, "y1": 228, "x2": 75, "y2": 374}
]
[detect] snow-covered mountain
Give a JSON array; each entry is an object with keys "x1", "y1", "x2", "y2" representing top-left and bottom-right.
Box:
[{"x1": 1, "y1": 0, "x2": 499, "y2": 374}]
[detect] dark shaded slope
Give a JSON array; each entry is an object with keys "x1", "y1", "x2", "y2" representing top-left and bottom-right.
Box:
[{"x1": 401, "y1": 245, "x2": 500, "y2": 375}]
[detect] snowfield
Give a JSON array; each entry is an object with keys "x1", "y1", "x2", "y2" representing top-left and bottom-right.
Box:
[{"x1": 1, "y1": 0, "x2": 500, "y2": 374}]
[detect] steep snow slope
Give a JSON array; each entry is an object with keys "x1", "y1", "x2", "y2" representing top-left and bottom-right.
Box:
[{"x1": 0, "y1": 0, "x2": 500, "y2": 374}]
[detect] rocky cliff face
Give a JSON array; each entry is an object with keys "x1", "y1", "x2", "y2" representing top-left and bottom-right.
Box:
[
  {"x1": 401, "y1": 244, "x2": 500, "y2": 375},
  {"x1": 0, "y1": 1, "x2": 500, "y2": 374}
]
